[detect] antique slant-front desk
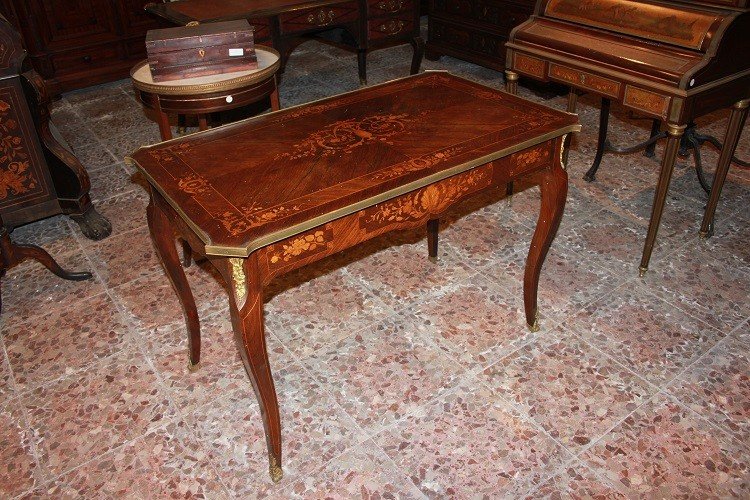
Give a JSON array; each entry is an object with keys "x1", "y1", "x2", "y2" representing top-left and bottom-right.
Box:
[
  {"x1": 504, "y1": 0, "x2": 750, "y2": 275},
  {"x1": 126, "y1": 72, "x2": 579, "y2": 481}
]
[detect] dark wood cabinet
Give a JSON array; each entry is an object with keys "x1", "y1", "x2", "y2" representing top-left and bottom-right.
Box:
[
  {"x1": 0, "y1": 0, "x2": 169, "y2": 93},
  {"x1": 426, "y1": 0, "x2": 534, "y2": 70},
  {"x1": 0, "y1": 13, "x2": 111, "y2": 238}
]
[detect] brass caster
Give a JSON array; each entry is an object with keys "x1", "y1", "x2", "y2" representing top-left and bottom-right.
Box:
[
  {"x1": 428, "y1": 255, "x2": 438, "y2": 264},
  {"x1": 269, "y1": 459, "x2": 283, "y2": 483},
  {"x1": 187, "y1": 360, "x2": 200, "y2": 372},
  {"x1": 698, "y1": 227, "x2": 713, "y2": 240},
  {"x1": 638, "y1": 266, "x2": 648, "y2": 278},
  {"x1": 527, "y1": 318, "x2": 540, "y2": 333}
]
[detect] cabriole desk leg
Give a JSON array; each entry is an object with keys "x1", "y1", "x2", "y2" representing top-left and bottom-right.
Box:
[
  {"x1": 524, "y1": 136, "x2": 568, "y2": 331},
  {"x1": 639, "y1": 123, "x2": 686, "y2": 277},
  {"x1": 699, "y1": 99, "x2": 750, "y2": 239},
  {"x1": 225, "y1": 254, "x2": 283, "y2": 483},
  {"x1": 147, "y1": 189, "x2": 201, "y2": 370}
]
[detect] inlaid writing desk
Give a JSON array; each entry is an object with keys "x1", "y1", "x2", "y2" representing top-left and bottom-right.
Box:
[
  {"x1": 125, "y1": 72, "x2": 579, "y2": 482},
  {"x1": 147, "y1": 0, "x2": 424, "y2": 85}
]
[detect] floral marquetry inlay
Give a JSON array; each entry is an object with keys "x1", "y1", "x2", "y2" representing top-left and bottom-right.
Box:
[
  {"x1": 0, "y1": 98, "x2": 36, "y2": 200},
  {"x1": 361, "y1": 167, "x2": 492, "y2": 230},
  {"x1": 276, "y1": 113, "x2": 419, "y2": 161},
  {"x1": 268, "y1": 229, "x2": 331, "y2": 265}
]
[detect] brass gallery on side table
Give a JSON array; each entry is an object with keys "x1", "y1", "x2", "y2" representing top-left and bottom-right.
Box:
[
  {"x1": 126, "y1": 72, "x2": 580, "y2": 481},
  {"x1": 504, "y1": 0, "x2": 750, "y2": 275}
]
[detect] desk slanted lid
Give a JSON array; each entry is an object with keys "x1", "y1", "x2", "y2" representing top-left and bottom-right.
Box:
[{"x1": 126, "y1": 72, "x2": 580, "y2": 256}]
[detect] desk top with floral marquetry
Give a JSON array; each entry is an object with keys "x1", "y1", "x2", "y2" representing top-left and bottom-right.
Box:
[{"x1": 125, "y1": 72, "x2": 579, "y2": 257}]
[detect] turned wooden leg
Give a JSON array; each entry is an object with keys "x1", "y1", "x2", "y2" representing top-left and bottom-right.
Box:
[
  {"x1": 226, "y1": 254, "x2": 282, "y2": 483},
  {"x1": 700, "y1": 100, "x2": 749, "y2": 239},
  {"x1": 639, "y1": 123, "x2": 686, "y2": 276},
  {"x1": 147, "y1": 189, "x2": 201, "y2": 369},
  {"x1": 270, "y1": 79, "x2": 281, "y2": 111},
  {"x1": 563, "y1": 89, "x2": 580, "y2": 165},
  {"x1": 524, "y1": 136, "x2": 568, "y2": 331},
  {"x1": 504, "y1": 70, "x2": 519, "y2": 95},
  {"x1": 154, "y1": 99, "x2": 172, "y2": 141},
  {"x1": 644, "y1": 119, "x2": 661, "y2": 158},
  {"x1": 357, "y1": 49, "x2": 367, "y2": 86},
  {"x1": 198, "y1": 114, "x2": 209, "y2": 131},
  {"x1": 427, "y1": 219, "x2": 439, "y2": 261},
  {"x1": 410, "y1": 36, "x2": 425, "y2": 75},
  {"x1": 584, "y1": 97, "x2": 611, "y2": 182}
]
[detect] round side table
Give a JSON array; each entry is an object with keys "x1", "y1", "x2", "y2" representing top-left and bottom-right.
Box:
[{"x1": 131, "y1": 45, "x2": 281, "y2": 141}]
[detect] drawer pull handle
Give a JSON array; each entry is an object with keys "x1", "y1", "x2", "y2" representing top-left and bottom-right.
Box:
[
  {"x1": 376, "y1": 0, "x2": 404, "y2": 13},
  {"x1": 307, "y1": 9, "x2": 336, "y2": 26},
  {"x1": 378, "y1": 19, "x2": 405, "y2": 35}
]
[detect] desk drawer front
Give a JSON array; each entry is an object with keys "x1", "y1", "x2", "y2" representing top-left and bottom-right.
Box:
[
  {"x1": 549, "y1": 64, "x2": 620, "y2": 98},
  {"x1": 367, "y1": 0, "x2": 416, "y2": 18},
  {"x1": 279, "y1": 2, "x2": 359, "y2": 33},
  {"x1": 513, "y1": 53, "x2": 546, "y2": 79},
  {"x1": 623, "y1": 86, "x2": 670, "y2": 118},
  {"x1": 367, "y1": 16, "x2": 416, "y2": 40}
]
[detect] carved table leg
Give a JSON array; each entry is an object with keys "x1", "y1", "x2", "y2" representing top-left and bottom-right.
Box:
[
  {"x1": 182, "y1": 240, "x2": 192, "y2": 268},
  {"x1": 226, "y1": 255, "x2": 283, "y2": 483},
  {"x1": 410, "y1": 36, "x2": 425, "y2": 75},
  {"x1": 524, "y1": 137, "x2": 568, "y2": 331},
  {"x1": 504, "y1": 70, "x2": 519, "y2": 95},
  {"x1": 563, "y1": 89, "x2": 581, "y2": 165},
  {"x1": 69, "y1": 206, "x2": 113, "y2": 241},
  {"x1": 427, "y1": 219, "x2": 439, "y2": 262},
  {"x1": 583, "y1": 98, "x2": 611, "y2": 182},
  {"x1": 639, "y1": 123, "x2": 686, "y2": 276},
  {"x1": 700, "y1": 99, "x2": 750, "y2": 239},
  {"x1": 147, "y1": 189, "x2": 201, "y2": 369},
  {"x1": 155, "y1": 98, "x2": 172, "y2": 141}
]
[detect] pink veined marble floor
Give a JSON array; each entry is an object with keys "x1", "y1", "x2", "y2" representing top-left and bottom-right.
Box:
[{"x1": 2, "y1": 25, "x2": 750, "y2": 499}]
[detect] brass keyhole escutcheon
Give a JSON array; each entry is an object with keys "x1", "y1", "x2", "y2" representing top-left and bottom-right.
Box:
[{"x1": 199, "y1": 49, "x2": 206, "y2": 58}]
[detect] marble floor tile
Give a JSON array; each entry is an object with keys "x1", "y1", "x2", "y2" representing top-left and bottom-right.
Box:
[
  {"x1": 346, "y1": 237, "x2": 475, "y2": 312},
  {"x1": 667, "y1": 330, "x2": 750, "y2": 444},
  {"x1": 23, "y1": 351, "x2": 177, "y2": 477},
  {"x1": 480, "y1": 328, "x2": 653, "y2": 452},
  {"x1": 0, "y1": 251, "x2": 106, "y2": 324},
  {"x1": 0, "y1": 400, "x2": 40, "y2": 498},
  {"x1": 8, "y1": 215, "x2": 81, "y2": 259},
  {"x1": 54, "y1": 419, "x2": 226, "y2": 498},
  {"x1": 3, "y1": 293, "x2": 131, "y2": 392},
  {"x1": 582, "y1": 394, "x2": 750, "y2": 498},
  {"x1": 279, "y1": 441, "x2": 425, "y2": 499},
  {"x1": 87, "y1": 162, "x2": 138, "y2": 203},
  {"x1": 265, "y1": 266, "x2": 393, "y2": 360},
  {"x1": 564, "y1": 281, "x2": 726, "y2": 386},
  {"x1": 188, "y1": 363, "x2": 363, "y2": 496},
  {"x1": 0, "y1": 343, "x2": 15, "y2": 405},
  {"x1": 374, "y1": 379, "x2": 570, "y2": 498},
  {"x1": 524, "y1": 463, "x2": 629, "y2": 499},
  {"x1": 85, "y1": 226, "x2": 163, "y2": 288},
  {"x1": 303, "y1": 315, "x2": 464, "y2": 434},
  {"x1": 409, "y1": 276, "x2": 537, "y2": 372},
  {"x1": 69, "y1": 141, "x2": 120, "y2": 172},
  {"x1": 642, "y1": 240, "x2": 750, "y2": 332}
]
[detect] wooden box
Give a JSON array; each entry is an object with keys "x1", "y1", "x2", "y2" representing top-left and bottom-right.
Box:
[{"x1": 146, "y1": 20, "x2": 257, "y2": 82}]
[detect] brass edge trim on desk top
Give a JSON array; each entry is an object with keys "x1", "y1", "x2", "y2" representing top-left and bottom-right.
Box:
[
  {"x1": 130, "y1": 46, "x2": 281, "y2": 96},
  {"x1": 127, "y1": 123, "x2": 581, "y2": 258},
  {"x1": 506, "y1": 43, "x2": 750, "y2": 99}
]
